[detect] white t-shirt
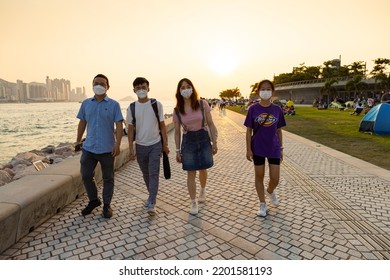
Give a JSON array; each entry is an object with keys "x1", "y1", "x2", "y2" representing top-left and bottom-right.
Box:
[{"x1": 126, "y1": 99, "x2": 164, "y2": 146}]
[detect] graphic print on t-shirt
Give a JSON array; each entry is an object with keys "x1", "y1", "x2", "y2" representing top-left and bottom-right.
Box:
[{"x1": 254, "y1": 113, "x2": 277, "y2": 127}]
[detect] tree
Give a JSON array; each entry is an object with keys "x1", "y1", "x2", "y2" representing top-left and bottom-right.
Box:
[
  {"x1": 321, "y1": 60, "x2": 349, "y2": 78},
  {"x1": 345, "y1": 74, "x2": 368, "y2": 100},
  {"x1": 219, "y1": 87, "x2": 241, "y2": 100},
  {"x1": 320, "y1": 78, "x2": 338, "y2": 102},
  {"x1": 370, "y1": 58, "x2": 390, "y2": 92},
  {"x1": 348, "y1": 61, "x2": 366, "y2": 76}
]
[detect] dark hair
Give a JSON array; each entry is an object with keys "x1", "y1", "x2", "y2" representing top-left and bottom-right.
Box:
[
  {"x1": 257, "y1": 79, "x2": 275, "y2": 92},
  {"x1": 93, "y1": 74, "x2": 109, "y2": 87},
  {"x1": 175, "y1": 78, "x2": 200, "y2": 114},
  {"x1": 133, "y1": 77, "x2": 149, "y2": 87}
]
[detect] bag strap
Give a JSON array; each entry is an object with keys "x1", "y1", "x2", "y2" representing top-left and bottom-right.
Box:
[
  {"x1": 151, "y1": 98, "x2": 164, "y2": 146},
  {"x1": 174, "y1": 107, "x2": 188, "y2": 131},
  {"x1": 151, "y1": 98, "x2": 159, "y2": 122},
  {"x1": 200, "y1": 100, "x2": 205, "y2": 128},
  {"x1": 130, "y1": 102, "x2": 136, "y2": 125}
]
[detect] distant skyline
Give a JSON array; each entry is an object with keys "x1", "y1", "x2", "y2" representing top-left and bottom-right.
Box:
[{"x1": 1, "y1": 0, "x2": 389, "y2": 102}]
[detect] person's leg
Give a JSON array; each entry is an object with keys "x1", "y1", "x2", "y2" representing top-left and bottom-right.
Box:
[
  {"x1": 80, "y1": 150, "x2": 101, "y2": 215},
  {"x1": 147, "y1": 142, "x2": 162, "y2": 206},
  {"x1": 267, "y1": 164, "x2": 280, "y2": 194},
  {"x1": 198, "y1": 169, "x2": 207, "y2": 202},
  {"x1": 266, "y1": 161, "x2": 281, "y2": 207},
  {"x1": 80, "y1": 150, "x2": 99, "y2": 201},
  {"x1": 188, "y1": 170, "x2": 198, "y2": 214},
  {"x1": 254, "y1": 165, "x2": 266, "y2": 203},
  {"x1": 187, "y1": 170, "x2": 197, "y2": 200},
  {"x1": 99, "y1": 153, "x2": 115, "y2": 205},
  {"x1": 253, "y1": 155, "x2": 267, "y2": 217},
  {"x1": 136, "y1": 144, "x2": 150, "y2": 195}
]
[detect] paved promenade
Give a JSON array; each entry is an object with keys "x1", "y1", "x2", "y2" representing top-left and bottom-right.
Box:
[{"x1": 1, "y1": 109, "x2": 389, "y2": 260}]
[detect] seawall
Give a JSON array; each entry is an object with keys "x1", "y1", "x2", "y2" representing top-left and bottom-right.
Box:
[{"x1": 0, "y1": 118, "x2": 174, "y2": 254}]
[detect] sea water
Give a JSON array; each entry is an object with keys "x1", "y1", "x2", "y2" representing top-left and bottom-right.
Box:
[{"x1": 0, "y1": 99, "x2": 175, "y2": 165}]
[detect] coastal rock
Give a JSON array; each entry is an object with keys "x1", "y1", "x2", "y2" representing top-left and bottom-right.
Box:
[
  {"x1": 0, "y1": 142, "x2": 78, "y2": 187},
  {"x1": 12, "y1": 163, "x2": 30, "y2": 174},
  {"x1": 0, "y1": 170, "x2": 13, "y2": 186},
  {"x1": 54, "y1": 144, "x2": 74, "y2": 156},
  {"x1": 10, "y1": 158, "x2": 32, "y2": 167},
  {"x1": 40, "y1": 145, "x2": 56, "y2": 154},
  {"x1": 3, "y1": 168, "x2": 15, "y2": 177},
  {"x1": 13, "y1": 165, "x2": 37, "y2": 180},
  {"x1": 12, "y1": 152, "x2": 47, "y2": 165}
]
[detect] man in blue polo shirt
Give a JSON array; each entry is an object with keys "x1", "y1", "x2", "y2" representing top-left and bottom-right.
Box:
[{"x1": 76, "y1": 74, "x2": 123, "y2": 218}]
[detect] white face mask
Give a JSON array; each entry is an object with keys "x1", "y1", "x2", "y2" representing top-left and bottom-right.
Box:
[
  {"x1": 181, "y1": 88, "x2": 193, "y2": 99},
  {"x1": 93, "y1": 85, "x2": 106, "y2": 96},
  {"x1": 136, "y1": 89, "x2": 148, "y2": 99},
  {"x1": 259, "y1": 90, "x2": 272, "y2": 100}
]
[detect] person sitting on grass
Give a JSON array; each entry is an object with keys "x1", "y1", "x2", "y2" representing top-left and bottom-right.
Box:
[{"x1": 350, "y1": 102, "x2": 363, "y2": 116}]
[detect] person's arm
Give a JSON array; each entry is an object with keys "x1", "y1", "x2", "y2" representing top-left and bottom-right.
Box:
[
  {"x1": 76, "y1": 120, "x2": 86, "y2": 143},
  {"x1": 127, "y1": 124, "x2": 135, "y2": 160},
  {"x1": 205, "y1": 111, "x2": 218, "y2": 154},
  {"x1": 277, "y1": 128, "x2": 284, "y2": 160},
  {"x1": 75, "y1": 120, "x2": 87, "y2": 151},
  {"x1": 246, "y1": 127, "x2": 253, "y2": 161},
  {"x1": 160, "y1": 121, "x2": 170, "y2": 154},
  {"x1": 112, "y1": 121, "x2": 123, "y2": 157},
  {"x1": 174, "y1": 121, "x2": 182, "y2": 163}
]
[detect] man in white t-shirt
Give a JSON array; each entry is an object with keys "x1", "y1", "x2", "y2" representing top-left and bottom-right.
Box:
[{"x1": 126, "y1": 77, "x2": 170, "y2": 215}]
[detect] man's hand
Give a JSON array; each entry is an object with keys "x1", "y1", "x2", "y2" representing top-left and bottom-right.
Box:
[{"x1": 111, "y1": 143, "x2": 121, "y2": 157}]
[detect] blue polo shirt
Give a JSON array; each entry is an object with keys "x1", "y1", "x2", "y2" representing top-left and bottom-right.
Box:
[{"x1": 77, "y1": 96, "x2": 124, "y2": 154}]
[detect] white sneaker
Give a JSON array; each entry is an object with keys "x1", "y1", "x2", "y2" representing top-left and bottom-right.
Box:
[
  {"x1": 266, "y1": 188, "x2": 280, "y2": 206},
  {"x1": 198, "y1": 188, "x2": 206, "y2": 203},
  {"x1": 147, "y1": 203, "x2": 157, "y2": 215},
  {"x1": 190, "y1": 200, "x2": 198, "y2": 215},
  {"x1": 257, "y1": 203, "x2": 268, "y2": 217}
]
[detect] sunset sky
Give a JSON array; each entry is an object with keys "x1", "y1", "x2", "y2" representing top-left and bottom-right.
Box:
[{"x1": 1, "y1": 0, "x2": 389, "y2": 102}]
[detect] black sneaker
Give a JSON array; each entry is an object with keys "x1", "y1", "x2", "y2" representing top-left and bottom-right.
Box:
[
  {"x1": 103, "y1": 204, "x2": 113, "y2": 218},
  {"x1": 81, "y1": 199, "x2": 101, "y2": 216}
]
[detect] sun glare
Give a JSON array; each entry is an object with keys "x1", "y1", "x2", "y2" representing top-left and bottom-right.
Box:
[{"x1": 209, "y1": 48, "x2": 238, "y2": 76}]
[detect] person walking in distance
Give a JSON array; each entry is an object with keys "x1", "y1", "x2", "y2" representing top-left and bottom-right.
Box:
[
  {"x1": 173, "y1": 78, "x2": 218, "y2": 215},
  {"x1": 76, "y1": 74, "x2": 124, "y2": 219},
  {"x1": 126, "y1": 77, "x2": 170, "y2": 215},
  {"x1": 244, "y1": 79, "x2": 286, "y2": 217}
]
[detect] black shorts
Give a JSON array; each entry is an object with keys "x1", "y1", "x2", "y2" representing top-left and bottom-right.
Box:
[{"x1": 253, "y1": 155, "x2": 280, "y2": 166}]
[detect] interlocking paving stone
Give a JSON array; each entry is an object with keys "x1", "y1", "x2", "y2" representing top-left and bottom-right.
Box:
[{"x1": 1, "y1": 109, "x2": 389, "y2": 260}]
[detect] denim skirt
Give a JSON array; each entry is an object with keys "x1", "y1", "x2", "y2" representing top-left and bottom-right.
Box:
[{"x1": 181, "y1": 129, "x2": 213, "y2": 171}]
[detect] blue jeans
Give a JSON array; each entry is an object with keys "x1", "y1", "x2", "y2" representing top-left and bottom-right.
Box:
[
  {"x1": 80, "y1": 150, "x2": 115, "y2": 205},
  {"x1": 136, "y1": 141, "x2": 162, "y2": 205}
]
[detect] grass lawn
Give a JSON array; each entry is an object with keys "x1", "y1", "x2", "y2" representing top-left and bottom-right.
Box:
[{"x1": 227, "y1": 105, "x2": 390, "y2": 171}]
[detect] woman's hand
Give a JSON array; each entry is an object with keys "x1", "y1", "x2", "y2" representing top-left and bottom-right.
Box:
[
  {"x1": 246, "y1": 150, "x2": 253, "y2": 162},
  {"x1": 212, "y1": 144, "x2": 218, "y2": 155}
]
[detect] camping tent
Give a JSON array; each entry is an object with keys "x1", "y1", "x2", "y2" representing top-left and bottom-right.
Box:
[{"x1": 359, "y1": 103, "x2": 390, "y2": 135}]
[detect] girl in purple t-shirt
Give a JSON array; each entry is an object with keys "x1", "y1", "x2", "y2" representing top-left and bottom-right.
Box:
[{"x1": 244, "y1": 79, "x2": 286, "y2": 217}]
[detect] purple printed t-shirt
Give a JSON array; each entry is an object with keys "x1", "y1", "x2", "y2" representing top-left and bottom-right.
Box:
[{"x1": 244, "y1": 103, "x2": 286, "y2": 158}]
